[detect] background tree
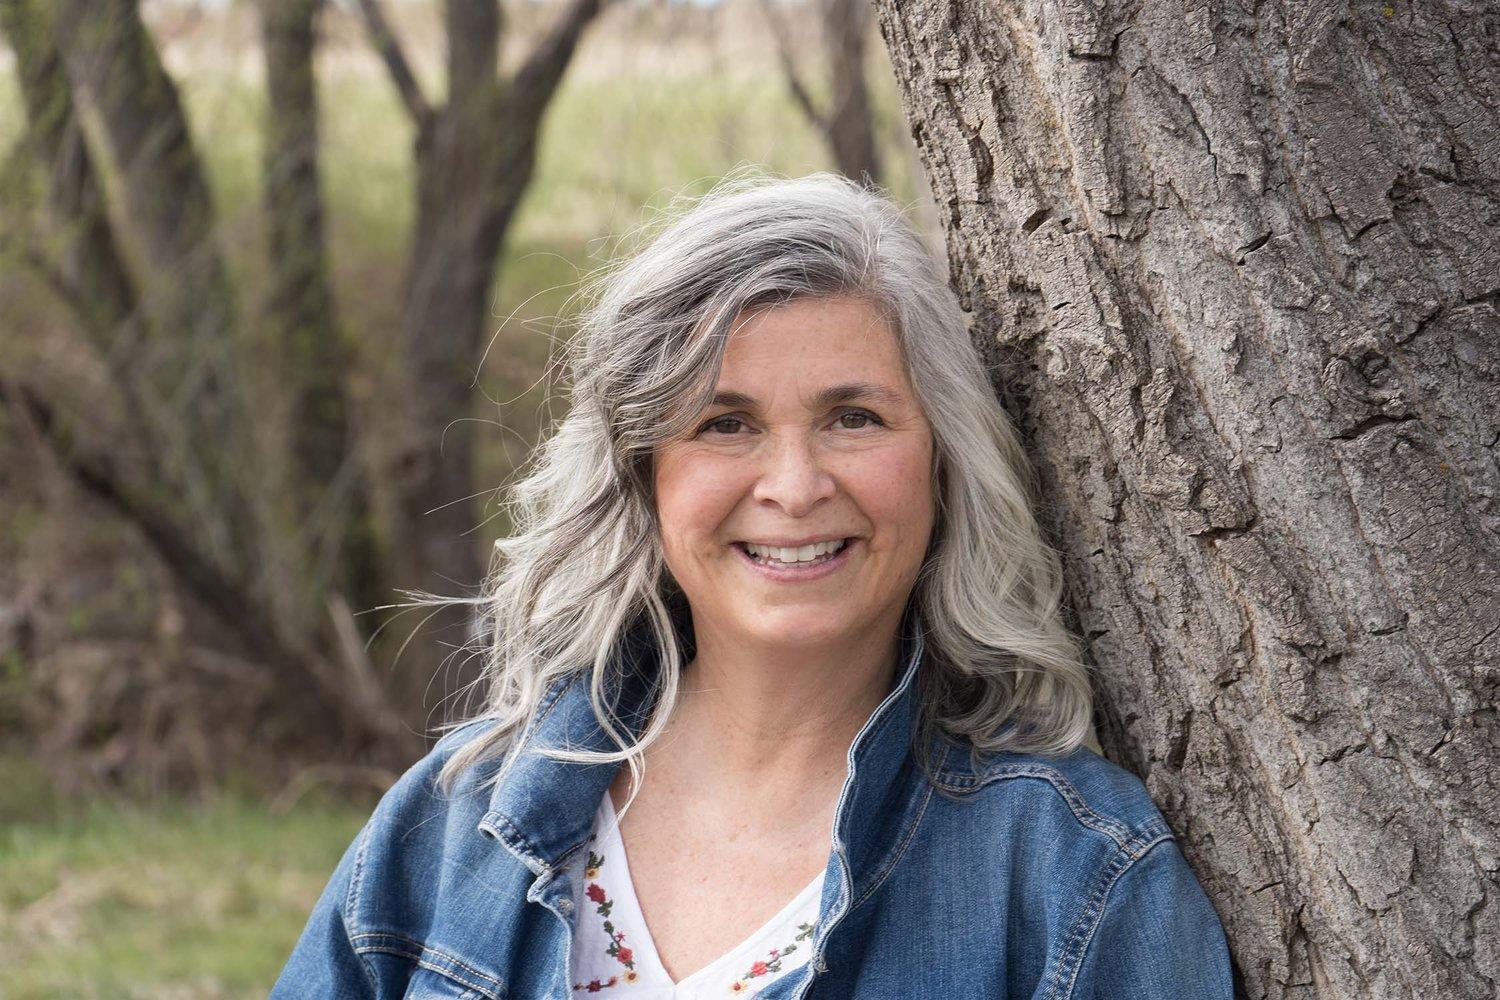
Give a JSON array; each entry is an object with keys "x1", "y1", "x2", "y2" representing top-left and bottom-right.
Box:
[
  {"x1": 351, "y1": 0, "x2": 608, "y2": 721},
  {"x1": 757, "y1": 0, "x2": 883, "y2": 185},
  {"x1": 874, "y1": 1, "x2": 1498, "y2": 996},
  {"x1": 1, "y1": 0, "x2": 378, "y2": 768},
  {"x1": 0, "y1": 0, "x2": 613, "y2": 771}
]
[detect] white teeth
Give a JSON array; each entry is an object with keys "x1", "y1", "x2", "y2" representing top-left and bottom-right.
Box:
[{"x1": 744, "y1": 539, "x2": 847, "y2": 563}]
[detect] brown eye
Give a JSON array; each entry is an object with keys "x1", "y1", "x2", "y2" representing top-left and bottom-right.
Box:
[
  {"x1": 838, "y1": 410, "x2": 882, "y2": 430},
  {"x1": 701, "y1": 415, "x2": 746, "y2": 435}
]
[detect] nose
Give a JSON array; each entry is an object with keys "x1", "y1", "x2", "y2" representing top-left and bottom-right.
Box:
[{"x1": 751, "y1": 432, "x2": 836, "y2": 516}]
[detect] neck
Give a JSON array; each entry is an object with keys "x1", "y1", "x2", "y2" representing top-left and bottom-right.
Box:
[{"x1": 647, "y1": 621, "x2": 902, "y2": 806}]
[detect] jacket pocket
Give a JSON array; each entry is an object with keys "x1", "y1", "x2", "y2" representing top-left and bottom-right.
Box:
[
  {"x1": 351, "y1": 932, "x2": 506, "y2": 1000},
  {"x1": 402, "y1": 966, "x2": 490, "y2": 1000}
]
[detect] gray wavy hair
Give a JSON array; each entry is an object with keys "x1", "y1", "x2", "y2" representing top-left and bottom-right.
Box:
[{"x1": 431, "y1": 168, "x2": 1093, "y2": 802}]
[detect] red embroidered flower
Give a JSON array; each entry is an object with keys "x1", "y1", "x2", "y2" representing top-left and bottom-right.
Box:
[
  {"x1": 617, "y1": 946, "x2": 634, "y2": 963},
  {"x1": 586, "y1": 883, "x2": 607, "y2": 904},
  {"x1": 749, "y1": 961, "x2": 769, "y2": 977},
  {"x1": 574, "y1": 974, "x2": 620, "y2": 994}
]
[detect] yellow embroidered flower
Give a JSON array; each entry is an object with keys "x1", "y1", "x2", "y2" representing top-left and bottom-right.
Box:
[
  {"x1": 624, "y1": 970, "x2": 640, "y2": 983},
  {"x1": 585, "y1": 866, "x2": 600, "y2": 879}
]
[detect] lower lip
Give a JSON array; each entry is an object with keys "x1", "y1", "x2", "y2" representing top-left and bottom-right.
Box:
[{"x1": 733, "y1": 540, "x2": 857, "y2": 582}]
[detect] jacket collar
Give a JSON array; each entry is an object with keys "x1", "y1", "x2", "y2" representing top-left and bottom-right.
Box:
[{"x1": 480, "y1": 614, "x2": 936, "y2": 906}]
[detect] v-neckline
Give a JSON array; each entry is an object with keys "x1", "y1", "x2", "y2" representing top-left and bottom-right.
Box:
[{"x1": 594, "y1": 790, "x2": 826, "y2": 990}]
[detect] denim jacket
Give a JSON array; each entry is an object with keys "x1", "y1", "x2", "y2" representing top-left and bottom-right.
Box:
[{"x1": 272, "y1": 625, "x2": 1235, "y2": 998}]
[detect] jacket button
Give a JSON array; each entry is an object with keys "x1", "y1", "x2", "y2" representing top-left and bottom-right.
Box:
[{"x1": 558, "y1": 898, "x2": 574, "y2": 915}]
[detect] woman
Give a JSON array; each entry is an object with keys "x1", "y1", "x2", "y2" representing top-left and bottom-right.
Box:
[{"x1": 273, "y1": 171, "x2": 1233, "y2": 999}]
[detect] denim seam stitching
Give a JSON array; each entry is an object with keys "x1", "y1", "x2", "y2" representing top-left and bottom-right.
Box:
[
  {"x1": 534, "y1": 670, "x2": 576, "y2": 723},
  {"x1": 364, "y1": 933, "x2": 504, "y2": 988},
  {"x1": 351, "y1": 934, "x2": 506, "y2": 999},
  {"x1": 828, "y1": 663, "x2": 916, "y2": 907},
  {"x1": 483, "y1": 811, "x2": 551, "y2": 873},
  {"x1": 507, "y1": 670, "x2": 578, "y2": 766},
  {"x1": 343, "y1": 821, "x2": 379, "y2": 992},
  {"x1": 356, "y1": 948, "x2": 495, "y2": 999},
  {"x1": 980, "y1": 769, "x2": 1130, "y2": 844},
  {"x1": 848, "y1": 777, "x2": 936, "y2": 913},
  {"x1": 349, "y1": 930, "x2": 421, "y2": 959},
  {"x1": 932, "y1": 767, "x2": 1136, "y2": 847},
  {"x1": 1050, "y1": 831, "x2": 1174, "y2": 1000},
  {"x1": 848, "y1": 683, "x2": 905, "y2": 769},
  {"x1": 477, "y1": 671, "x2": 583, "y2": 870}
]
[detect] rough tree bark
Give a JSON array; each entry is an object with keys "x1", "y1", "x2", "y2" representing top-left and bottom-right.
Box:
[
  {"x1": 875, "y1": 1, "x2": 1497, "y2": 997},
  {"x1": 0, "y1": 0, "x2": 137, "y2": 353}
]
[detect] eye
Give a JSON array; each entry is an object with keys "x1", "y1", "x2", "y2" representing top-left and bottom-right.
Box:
[
  {"x1": 837, "y1": 409, "x2": 884, "y2": 430},
  {"x1": 698, "y1": 414, "x2": 748, "y2": 436}
]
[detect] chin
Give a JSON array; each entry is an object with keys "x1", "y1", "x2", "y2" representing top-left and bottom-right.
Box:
[{"x1": 738, "y1": 612, "x2": 857, "y2": 647}]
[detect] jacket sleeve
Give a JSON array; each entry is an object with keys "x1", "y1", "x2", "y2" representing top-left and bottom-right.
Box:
[
  {"x1": 270, "y1": 817, "x2": 378, "y2": 1000},
  {"x1": 1068, "y1": 836, "x2": 1235, "y2": 999}
]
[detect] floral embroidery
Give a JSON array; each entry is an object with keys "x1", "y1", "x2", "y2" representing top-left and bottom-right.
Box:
[
  {"x1": 573, "y1": 810, "x2": 820, "y2": 997},
  {"x1": 727, "y1": 921, "x2": 816, "y2": 992},
  {"x1": 572, "y1": 834, "x2": 640, "y2": 993}
]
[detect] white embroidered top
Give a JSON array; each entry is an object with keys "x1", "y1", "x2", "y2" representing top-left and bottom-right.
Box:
[{"x1": 567, "y1": 790, "x2": 825, "y2": 998}]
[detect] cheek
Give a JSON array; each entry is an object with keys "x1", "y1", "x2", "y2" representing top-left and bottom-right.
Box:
[
  {"x1": 654, "y1": 454, "x2": 743, "y2": 545},
  {"x1": 870, "y1": 440, "x2": 934, "y2": 519}
]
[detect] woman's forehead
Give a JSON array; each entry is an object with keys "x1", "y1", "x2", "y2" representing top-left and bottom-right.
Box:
[{"x1": 721, "y1": 298, "x2": 907, "y2": 373}]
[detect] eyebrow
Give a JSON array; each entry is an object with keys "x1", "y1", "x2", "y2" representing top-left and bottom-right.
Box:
[{"x1": 710, "y1": 381, "x2": 907, "y2": 411}]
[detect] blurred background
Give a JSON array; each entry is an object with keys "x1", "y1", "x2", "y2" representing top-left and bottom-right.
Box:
[{"x1": 0, "y1": 0, "x2": 939, "y2": 994}]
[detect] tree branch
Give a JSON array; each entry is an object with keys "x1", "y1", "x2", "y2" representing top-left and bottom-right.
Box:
[
  {"x1": 12, "y1": 244, "x2": 85, "y2": 315},
  {"x1": 259, "y1": 0, "x2": 380, "y2": 616},
  {"x1": 0, "y1": 0, "x2": 141, "y2": 354},
  {"x1": 354, "y1": 0, "x2": 432, "y2": 125},
  {"x1": 1, "y1": 377, "x2": 264, "y2": 661},
  {"x1": 508, "y1": 0, "x2": 611, "y2": 130},
  {"x1": 52, "y1": 0, "x2": 256, "y2": 574},
  {"x1": 755, "y1": 0, "x2": 828, "y2": 132},
  {"x1": 445, "y1": 0, "x2": 500, "y2": 111},
  {"x1": 0, "y1": 375, "x2": 417, "y2": 756}
]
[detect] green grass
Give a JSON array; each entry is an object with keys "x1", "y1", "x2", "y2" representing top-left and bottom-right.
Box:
[{"x1": 0, "y1": 754, "x2": 372, "y2": 999}]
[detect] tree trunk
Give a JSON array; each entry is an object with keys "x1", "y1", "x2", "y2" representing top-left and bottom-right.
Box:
[
  {"x1": 51, "y1": 0, "x2": 258, "y2": 577},
  {"x1": 361, "y1": 0, "x2": 608, "y2": 729},
  {"x1": 4, "y1": 0, "x2": 418, "y2": 773},
  {"x1": 259, "y1": 0, "x2": 385, "y2": 632},
  {"x1": 821, "y1": 0, "x2": 882, "y2": 186},
  {"x1": 758, "y1": 0, "x2": 884, "y2": 186},
  {"x1": 4, "y1": 0, "x2": 609, "y2": 777},
  {"x1": 0, "y1": 0, "x2": 137, "y2": 355},
  {"x1": 874, "y1": 1, "x2": 1497, "y2": 997}
]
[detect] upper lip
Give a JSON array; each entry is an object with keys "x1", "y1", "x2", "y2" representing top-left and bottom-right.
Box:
[{"x1": 737, "y1": 536, "x2": 853, "y2": 548}]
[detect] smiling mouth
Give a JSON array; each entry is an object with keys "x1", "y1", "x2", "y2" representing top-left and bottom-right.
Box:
[{"x1": 733, "y1": 538, "x2": 851, "y2": 567}]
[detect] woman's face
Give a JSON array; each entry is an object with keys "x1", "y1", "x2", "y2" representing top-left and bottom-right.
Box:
[{"x1": 653, "y1": 294, "x2": 936, "y2": 654}]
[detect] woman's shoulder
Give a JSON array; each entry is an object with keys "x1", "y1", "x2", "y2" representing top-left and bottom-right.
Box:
[
  {"x1": 930, "y1": 738, "x2": 1175, "y2": 853},
  {"x1": 360, "y1": 717, "x2": 510, "y2": 842},
  {"x1": 924, "y1": 742, "x2": 1233, "y2": 995}
]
